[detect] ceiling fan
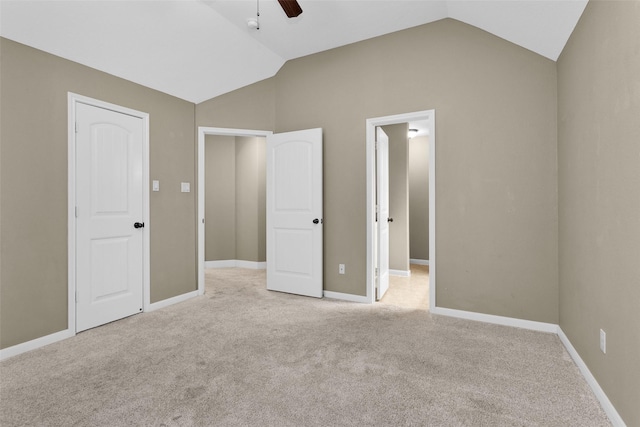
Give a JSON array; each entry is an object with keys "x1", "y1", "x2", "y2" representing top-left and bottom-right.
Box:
[
  {"x1": 248, "y1": 0, "x2": 302, "y2": 30},
  {"x1": 277, "y1": 0, "x2": 303, "y2": 18}
]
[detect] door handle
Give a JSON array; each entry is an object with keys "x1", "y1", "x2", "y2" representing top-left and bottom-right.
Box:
[
  {"x1": 387, "y1": 218, "x2": 394, "y2": 223},
  {"x1": 313, "y1": 218, "x2": 322, "y2": 224},
  {"x1": 134, "y1": 222, "x2": 145, "y2": 229}
]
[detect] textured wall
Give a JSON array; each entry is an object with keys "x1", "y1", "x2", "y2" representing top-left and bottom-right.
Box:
[
  {"x1": 409, "y1": 136, "x2": 430, "y2": 261},
  {"x1": 204, "y1": 136, "x2": 266, "y2": 263},
  {"x1": 235, "y1": 136, "x2": 266, "y2": 262},
  {"x1": 557, "y1": 1, "x2": 640, "y2": 425},
  {"x1": 271, "y1": 19, "x2": 558, "y2": 322},
  {"x1": 197, "y1": 19, "x2": 558, "y2": 323},
  {"x1": 205, "y1": 135, "x2": 236, "y2": 261},
  {"x1": 0, "y1": 38, "x2": 196, "y2": 349}
]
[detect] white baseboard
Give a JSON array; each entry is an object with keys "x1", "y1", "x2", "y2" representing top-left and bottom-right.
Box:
[
  {"x1": 410, "y1": 258, "x2": 429, "y2": 266},
  {"x1": 1, "y1": 290, "x2": 200, "y2": 361},
  {"x1": 323, "y1": 290, "x2": 370, "y2": 304},
  {"x1": 147, "y1": 290, "x2": 199, "y2": 312},
  {"x1": 236, "y1": 260, "x2": 266, "y2": 269},
  {"x1": 0, "y1": 328, "x2": 74, "y2": 361},
  {"x1": 0, "y1": 290, "x2": 626, "y2": 427},
  {"x1": 389, "y1": 269, "x2": 411, "y2": 277},
  {"x1": 205, "y1": 260, "x2": 236, "y2": 268},
  {"x1": 558, "y1": 328, "x2": 627, "y2": 426},
  {"x1": 205, "y1": 260, "x2": 266, "y2": 270},
  {"x1": 431, "y1": 306, "x2": 559, "y2": 334}
]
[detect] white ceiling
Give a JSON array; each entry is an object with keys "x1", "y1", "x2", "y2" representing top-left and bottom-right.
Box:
[{"x1": 0, "y1": 0, "x2": 588, "y2": 104}]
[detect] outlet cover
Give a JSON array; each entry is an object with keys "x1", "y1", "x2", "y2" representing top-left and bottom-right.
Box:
[{"x1": 339, "y1": 264, "x2": 345, "y2": 275}]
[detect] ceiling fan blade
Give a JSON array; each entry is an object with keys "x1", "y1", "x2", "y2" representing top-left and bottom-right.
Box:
[{"x1": 277, "y1": 0, "x2": 303, "y2": 18}]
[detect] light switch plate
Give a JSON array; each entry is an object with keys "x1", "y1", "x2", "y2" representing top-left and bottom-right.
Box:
[
  {"x1": 152, "y1": 180, "x2": 160, "y2": 192},
  {"x1": 181, "y1": 182, "x2": 190, "y2": 193}
]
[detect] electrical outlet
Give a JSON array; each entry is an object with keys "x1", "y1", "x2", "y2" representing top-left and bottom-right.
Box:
[
  {"x1": 600, "y1": 329, "x2": 606, "y2": 354},
  {"x1": 339, "y1": 264, "x2": 345, "y2": 275}
]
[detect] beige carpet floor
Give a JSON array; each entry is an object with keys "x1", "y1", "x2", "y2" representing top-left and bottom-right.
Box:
[{"x1": 0, "y1": 268, "x2": 610, "y2": 426}]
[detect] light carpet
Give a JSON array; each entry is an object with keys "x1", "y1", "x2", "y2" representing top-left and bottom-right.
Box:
[{"x1": 0, "y1": 268, "x2": 610, "y2": 426}]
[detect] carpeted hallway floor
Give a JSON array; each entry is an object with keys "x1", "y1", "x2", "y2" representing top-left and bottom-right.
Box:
[{"x1": 0, "y1": 268, "x2": 610, "y2": 426}]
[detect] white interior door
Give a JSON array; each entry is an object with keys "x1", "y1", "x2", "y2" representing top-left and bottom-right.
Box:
[
  {"x1": 376, "y1": 127, "x2": 390, "y2": 300},
  {"x1": 266, "y1": 128, "x2": 323, "y2": 298},
  {"x1": 76, "y1": 102, "x2": 144, "y2": 332}
]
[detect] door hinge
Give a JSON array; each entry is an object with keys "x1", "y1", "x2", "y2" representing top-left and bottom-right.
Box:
[
  {"x1": 75, "y1": 206, "x2": 78, "y2": 218},
  {"x1": 75, "y1": 290, "x2": 78, "y2": 303},
  {"x1": 75, "y1": 122, "x2": 79, "y2": 133}
]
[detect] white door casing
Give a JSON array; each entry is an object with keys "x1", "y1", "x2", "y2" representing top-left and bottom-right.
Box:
[
  {"x1": 75, "y1": 101, "x2": 145, "y2": 332},
  {"x1": 196, "y1": 127, "x2": 273, "y2": 295},
  {"x1": 266, "y1": 128, "x2": 323, "y2": 298},
  {"x1": 376, "y1": 127, "x2": 390, "y2": 300},
  {"x1": 366, "y1": 110, "x2": 435, "y2": 306}
]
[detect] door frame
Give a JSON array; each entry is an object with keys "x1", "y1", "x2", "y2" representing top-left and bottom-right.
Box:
[
  {"x1": 366, "y1": 110, "x2": 435, "y2": 308},
  {"x1": 67, "y1": 92, "x2": 151, "y2": 334},
  {"x1": 196, "y1": 127, "x2": 273, "y2": 295}
]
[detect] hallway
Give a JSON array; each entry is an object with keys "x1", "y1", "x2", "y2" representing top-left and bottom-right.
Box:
[{"x1": 379, "y1": 264, "x2": 429, "y2": 310}]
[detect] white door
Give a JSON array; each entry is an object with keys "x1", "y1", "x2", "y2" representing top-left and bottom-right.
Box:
[
  {"x1": 76, "y1": 103, "x2": 144, "y2": 332},
  {"x1": 376, "y1": 127, "x2": 390, "y2": 300},
  {"x1": 266, "y1": 128, "x2": 323, "y2": 298}
]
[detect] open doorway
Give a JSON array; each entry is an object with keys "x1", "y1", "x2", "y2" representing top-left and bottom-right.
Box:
[
  {"x1": 197, "y1": 127, "x2": 324, "y2": 299},
  {"x1": 197, "y1": 127, "x2": 272, "y2": 295},
  {"x1": 204, "y1": 134, "x2": 267, "y2": 269},
  {"x1": 376, "y1": 122, "x2": 430, "y2": 310},
  {"x1": 366, "y1": 110, "x2": 435, "y2": 310}
]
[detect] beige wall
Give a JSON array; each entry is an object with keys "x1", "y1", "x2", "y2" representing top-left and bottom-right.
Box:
[
  {"x1": 2, "y1": 8, "x2": 636, "y2": 422},
  {"x1": 382, "y1": 124, "x2": 410, "y2": 272},
  {"x1": 557, "y1": 1, "x2": 640, "y2": 425},
  {"x1": 205, "y1": 135, "x2": 236, "y2": 260},
  {"x1": 195, "y1": 78, "x2": 275, "y2": 131},
  {"x1": 204, "y1": 135, "x2": 266, "y2": 263},
  {"x1": 0, "y1": 38, "x2": 197, "y2": 349},
  {"x1": 199, "y1": 19, "x2": 559, "y2": 322},
  {"x1": 235, "y1": 136, "x2": 266, "y2": 262},
  {"x1": 409, "y1": 136, "x2": 429, "y2": 261}
]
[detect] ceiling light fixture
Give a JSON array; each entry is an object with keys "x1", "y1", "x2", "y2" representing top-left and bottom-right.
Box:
[
  {"x1": 408, "y1": 129, "x2": 418, "y2": 139},
  {"x1": 247, "y1": 18, "x2": 259, "y2": 30}
]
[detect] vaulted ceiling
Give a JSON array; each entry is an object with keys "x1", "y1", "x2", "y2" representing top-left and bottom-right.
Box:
[{"x1": 0, "y1": 0, "x2": 588, "y2": 103}]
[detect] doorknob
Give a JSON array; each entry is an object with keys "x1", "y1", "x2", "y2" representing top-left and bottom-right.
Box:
[
  {"x1": 134, "y1": 222, "x2": 145, "y2": 229},
  {"x1": 313, "y1": 218, "x2": 321, "y2": 224},
  {"x1": 387, "y1": 218, "x2": 394, "y2": 223}
]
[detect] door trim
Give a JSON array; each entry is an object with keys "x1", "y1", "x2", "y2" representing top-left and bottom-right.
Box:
[
  {"x1": 196, "y1": 127, "x2": 273, "y2": 295},
  {"x1": 68, "y1": 93, "x2": 150, "y2": 334},
  {"x1": 365, "y1": 110, "x2": 435, "y2": 308}
]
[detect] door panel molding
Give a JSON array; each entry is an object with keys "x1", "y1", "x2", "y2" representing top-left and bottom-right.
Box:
[{"x1": 68, "y1": 92, "x2": 150, "y2": 334}]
